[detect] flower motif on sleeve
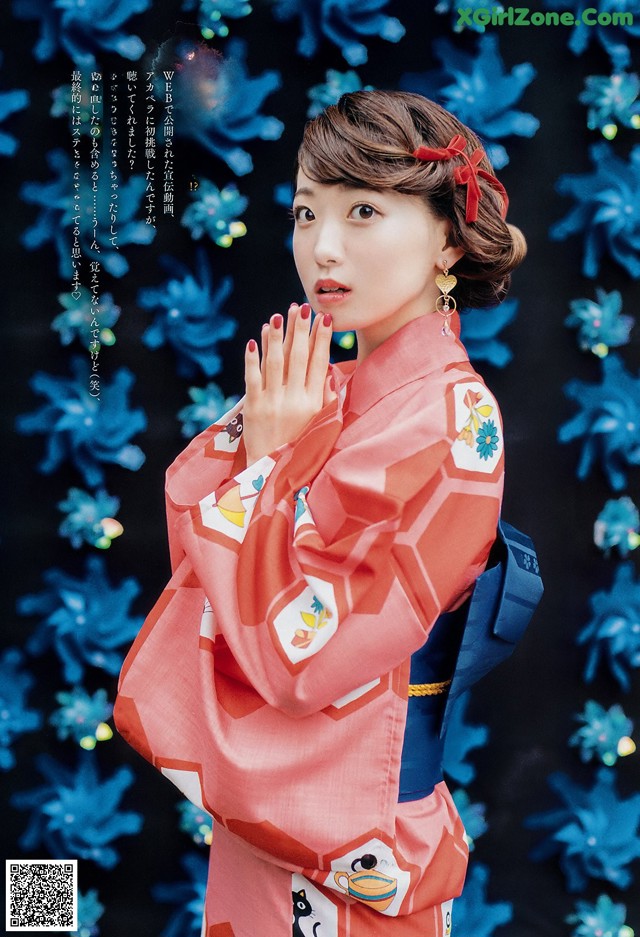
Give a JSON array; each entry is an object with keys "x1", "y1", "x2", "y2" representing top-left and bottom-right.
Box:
[
  {"x1": 292, "y1": 594, "x2": 333, "y2": 650},
  {"x1": 476, "y1": 419, "x2": 500, "y2": 461},
  {"x1": 457, "y1": 389, "x2": 496, "y2": 449}
]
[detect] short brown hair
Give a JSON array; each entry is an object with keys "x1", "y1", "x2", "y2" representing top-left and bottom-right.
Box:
[{"x1": 296, "y1": 90, "x2": 526, "y2": 310}]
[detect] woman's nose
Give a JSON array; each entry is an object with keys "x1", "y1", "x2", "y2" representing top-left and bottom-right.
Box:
[{"x1": 313, "y1": 221, "x2": 343, "y2": 266}]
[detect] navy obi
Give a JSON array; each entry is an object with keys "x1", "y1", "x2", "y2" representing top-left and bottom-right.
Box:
[{"x1": 398, "y1": 519, "x2": 543, "y2": 802}]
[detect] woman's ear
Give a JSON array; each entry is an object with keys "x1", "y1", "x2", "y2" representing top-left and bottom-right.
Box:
[{"x1": 442, "y1": 246, "x2": 465, "y2": 270}]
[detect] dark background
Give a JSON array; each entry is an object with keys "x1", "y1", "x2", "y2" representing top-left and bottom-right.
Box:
[{"x1": 1, "y1": 1, "x2": 639, "y2": 934}]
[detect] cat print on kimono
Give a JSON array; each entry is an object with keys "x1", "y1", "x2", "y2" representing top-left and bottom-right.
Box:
[{"x1": 292, "y1": 889, "x2": 321, "y2": 937}]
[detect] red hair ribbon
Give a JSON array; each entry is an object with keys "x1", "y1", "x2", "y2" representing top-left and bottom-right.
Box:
[{"x1": 412, "y1": 134, "x2": 509, "y2": 223}]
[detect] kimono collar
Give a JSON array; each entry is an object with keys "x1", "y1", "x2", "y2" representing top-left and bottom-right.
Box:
[{"x1": 336, "y1": 310, "x2": 469, "y2": 416}]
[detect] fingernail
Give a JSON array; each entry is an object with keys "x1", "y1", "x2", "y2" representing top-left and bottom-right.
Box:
[
  {"x1": 323, "y1": 313, "x2": 332, "y2": 327},
  {"x1": 262, "y1": 322, "x2": 268, "y2": 330},
  {"x1": 247, "y1": 338, "x2": 257, "y2": 352},
  {"x1": 300, "y1": 303, "x2": 311, "y2": 320},
  {"x1": 288, "y1": 302, "x2": 297, "y2": 311},
  {"x1": 273, "y1": 314, "x2": 283, "y2": 329}
]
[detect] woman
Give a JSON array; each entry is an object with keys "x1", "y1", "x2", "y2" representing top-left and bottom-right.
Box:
[{"x1": 115, "y1": 90, "x2": 534, "y2": 936}]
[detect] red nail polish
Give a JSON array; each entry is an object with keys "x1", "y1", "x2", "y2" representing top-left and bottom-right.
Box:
[
  {"x1": 300, "y1": 303, "x2": 311, "y2": 320},
  {"x1": 273, "y1": 314, "x2": 283, "y2": 329},
  {"x1": 323, "y1": 313, "x2": 332, "y2": 327},
  {"x1": 247, "y1": 338, "x2": 257, "y2": 352}
]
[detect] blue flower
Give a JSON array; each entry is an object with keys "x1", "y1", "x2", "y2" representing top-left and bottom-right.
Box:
[
  {"x1": 20, "y1": 149, "x2": 155, "y2": 279},
  {"x1": 567, "y1": 893, "x2": 634, "y2": 937},
  {"x1": 526, "y1": 768, "x2": 640, "y2": 891},
  {"x1": 550, "y1": 144, "x2": 640, "y2": 279},
  {"x1": 558, "y1": 354, "x2": 640, "y2": 491},
  {"x1": 306, "y1": 69, "x2": 375, "y2": 118},
  {"x1": 15, "y1": 357, "x2": 146, "y2": 488},
  {"x1": 442, "y1": 691, "x2": 489, "y2": 786},
  {"x1": 52, "y1": 288, "x2": 120, "y2": 351},
  {"x1": 181, "y1": 179, "x2": 248, "y2": 247},
  {"x1": 565, "y1": 288, "x2": 634, "y2": 358},
  {"x1": 461, "y1": 300, "x2": 518, "y2": 367},
  {"x1": 58, "y1": 488, "x2": 123, "y2": 550},
  {"x1": 569, "y1": 700, "x2": 635, "y2": 767},
  {"x1": 0, "y1": 52, "x2": 29, "y2": 157},
  {"x1": 17, "y1": 556, "x2": 143, "y2": 684},
  {"x1": 177, "y1": 801, "x2": 213, "y2": 846},
  {"x1": 455, "y1": 863, "x2": 512, "y2": 937},
  {"x1": 153, "y1": 39, "x2": 282, "y2": 176},
  {"x1": 153, "y1": 852, "x2": 208, "y2": 937},
  {"x1": 476, "y1": 419, "x2": 499, "y2": 460},
  {"x1": 580, "y1": 72, "x2": 640, "y2": 139},
  {"x1": 12, "y1": 0, "x2": 150, "y2": 68},
  {"x1": 182, "y1": 0, "x2": 253, "y2": 38},
  {"x1": 435, "y1": 0, "x2": 506, "y2": 33},
  {"x1": 0, "y1": 648, "x2": 42, "y2": 771},
  {"x1": 577, "y1": 563, "x2": 640, "y2": 691},
  {"x1": 139, "y1": 253, "x2": 237, "y2": 378},
  {"x1": 70, "y1": 889, "x2": 105, "y2": 937},
  {"x1": 177, "y1": 383, "x2": 240, "y2": 438},
  {"x1": 50, "y1": 688, "x2": 114, "y2": 750},
  {"x1": 594, "y1": 496, "x2": 640, "y2": 557},
  {"x1": 271, "y1": 0, "x2": 405, "y2": 66},
  {"x1": 400, "y1": 34, "x2": 538, "y2": 169},
  {"x1": 11, "y1": 751, "x2": 143, "y2": 869},
  {"x1": 452, "y1": 789, "x2": 488, "y2": 850},
  {"x1": 542, "y1": 0, "x2": 640, "y2": 69}
]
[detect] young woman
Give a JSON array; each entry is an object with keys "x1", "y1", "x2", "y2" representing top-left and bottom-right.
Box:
[{"x1": 116, "y1": 90, "x2": 534, "y2": 936}]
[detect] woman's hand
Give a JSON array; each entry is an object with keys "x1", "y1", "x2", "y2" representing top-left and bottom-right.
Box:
[{"x1": 243, "y1": 303, "x2": 336, "y2": 465}]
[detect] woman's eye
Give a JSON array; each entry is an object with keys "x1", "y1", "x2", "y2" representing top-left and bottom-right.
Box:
[
  {"x1": 350, "y1": 204, "x2": 376, "y2": 220},
  {"x1": 292, "y1": 206, "x2": 314, "y2": 223}
]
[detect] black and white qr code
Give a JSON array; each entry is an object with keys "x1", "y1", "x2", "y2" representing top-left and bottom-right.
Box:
[{"x1": 5, "y1": 860, "x2": 78, "y2": 932}]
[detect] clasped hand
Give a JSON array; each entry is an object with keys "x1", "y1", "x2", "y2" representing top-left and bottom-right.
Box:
[{"x1": 243, "y1": 303, "x2": 336, "y2": 465}]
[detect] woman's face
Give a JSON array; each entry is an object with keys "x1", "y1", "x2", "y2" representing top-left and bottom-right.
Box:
[{"x1": 292, "y1": 169, "x2": 459, "y2": 360}]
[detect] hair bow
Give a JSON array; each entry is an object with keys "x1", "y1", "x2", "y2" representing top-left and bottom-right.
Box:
[{"x1": 412, "y1": 134, "x2": 509, "y2": 223}]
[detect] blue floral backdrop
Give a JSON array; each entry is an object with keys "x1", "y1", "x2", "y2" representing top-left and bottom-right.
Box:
[{"x1": 2, "y1": 2, "x2": 639, "y2": 935}]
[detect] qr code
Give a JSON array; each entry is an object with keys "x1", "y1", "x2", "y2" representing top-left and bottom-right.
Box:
[{"x1": 5, "y1": 860, "x2": 78, "y2": 932}]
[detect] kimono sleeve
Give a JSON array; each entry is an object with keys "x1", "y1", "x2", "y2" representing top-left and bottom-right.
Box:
[{"x1": 171, "y1": 374, "x2": 504, "y2": 718}]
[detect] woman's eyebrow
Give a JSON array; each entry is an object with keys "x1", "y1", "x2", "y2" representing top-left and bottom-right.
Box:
[{"x1": 293, "y1": 186, "x2": 314, "y2": 198}]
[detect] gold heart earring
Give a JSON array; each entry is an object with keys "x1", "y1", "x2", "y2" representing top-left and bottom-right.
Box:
[{"x1": 435, "y1": 261, "x2": 457, "y2": 337}]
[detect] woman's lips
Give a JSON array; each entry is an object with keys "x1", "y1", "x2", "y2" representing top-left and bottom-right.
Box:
[{"x1": 314, "y1": 279, "x2": 351, "y2": 303}]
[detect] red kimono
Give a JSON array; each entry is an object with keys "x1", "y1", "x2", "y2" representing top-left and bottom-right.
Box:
[{"x1": 115, "y1": 310, "x2": 504, "y2": 937}]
